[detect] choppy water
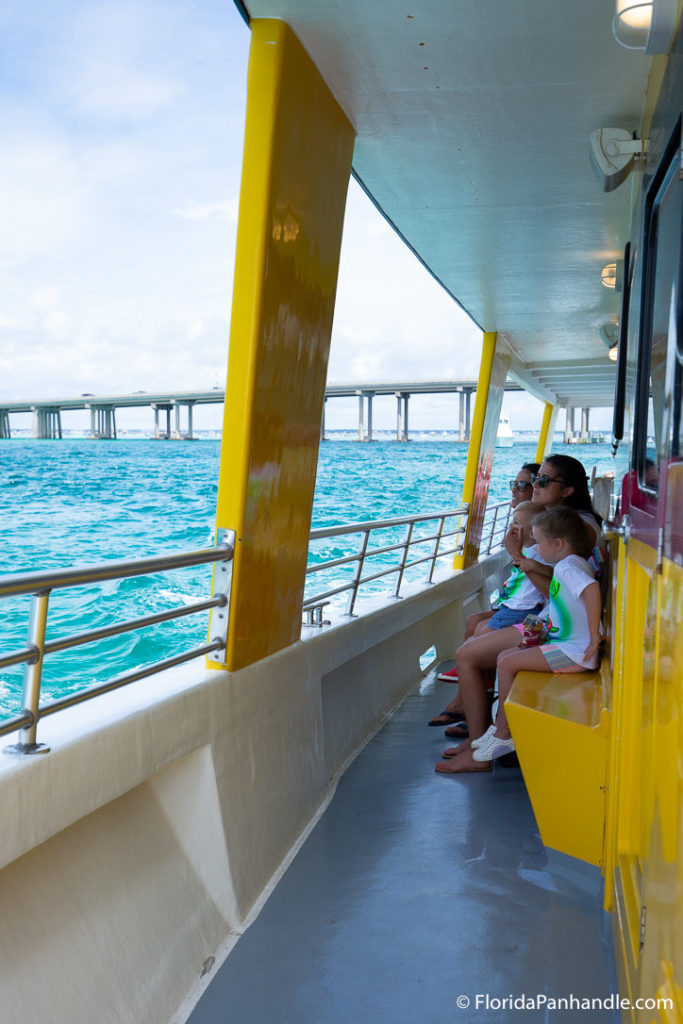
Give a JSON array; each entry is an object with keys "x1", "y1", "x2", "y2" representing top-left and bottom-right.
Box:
[{"x1": 0, "y1": 438, "x2": 627, "y2": 719}]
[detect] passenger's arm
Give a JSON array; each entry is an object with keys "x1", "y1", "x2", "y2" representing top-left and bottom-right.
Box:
[
  {"x1": 513, "y1": 555, "x2": 553, "y2": 598},
  {"x1": 582, "y1": 581, "x2": 602, "y2": 662},
  {"x1": 504, "y1": 523, "x2": 523, "y2": 560}
]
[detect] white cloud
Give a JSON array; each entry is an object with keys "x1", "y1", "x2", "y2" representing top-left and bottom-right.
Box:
[
  {"x1": 174, "y1": 200, "x2": 238, "y2": 222},
  {"x1": 0, "y1": 0, "x2": 589, "y2": 434},
  {"x1": 43, "y1": 310, "x2": 73, "y2": 340}
]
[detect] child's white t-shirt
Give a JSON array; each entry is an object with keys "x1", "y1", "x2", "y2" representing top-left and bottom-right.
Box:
[
  {"x1": 545, "y1": 553, "x2": 600, "y2": 668},
  {"x1": 496, "y1": 544, "x2": 549, "y2": 610}
]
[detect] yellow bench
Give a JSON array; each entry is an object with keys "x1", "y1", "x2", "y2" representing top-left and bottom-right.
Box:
[{"x1": 505, "y1": 664, "x2": 610, "y2": 866}]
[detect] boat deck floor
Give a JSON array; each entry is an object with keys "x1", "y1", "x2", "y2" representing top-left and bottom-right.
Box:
[{"x1": 188, "y1": 670, "x2": 618, "y2": 1023}]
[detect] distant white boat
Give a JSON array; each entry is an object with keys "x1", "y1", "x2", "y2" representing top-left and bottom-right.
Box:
[{"x1": 496, "y1": 415, "x2": 514, "y2": 447}]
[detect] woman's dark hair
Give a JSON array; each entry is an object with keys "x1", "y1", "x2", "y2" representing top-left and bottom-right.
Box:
[
  {"x1": 521, "y1": 462, "x2": 540, "y2": 476},
  {"x1": 532, "y1": 506, "x2": 594, "y2": 559},
  {"x1": 544, "y1": 454, "x2": 602, "y2": 526}
]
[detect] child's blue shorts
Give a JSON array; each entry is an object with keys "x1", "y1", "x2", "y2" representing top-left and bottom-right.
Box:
[{"x1": 487, "y1": 603, "x2": 544, "y2": 630}]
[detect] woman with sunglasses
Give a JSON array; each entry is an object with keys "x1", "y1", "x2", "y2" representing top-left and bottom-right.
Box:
[
  {"x1": 531, "y1": 454, "x2": 602, "y2": 531},
  {"x1": 509, "y1": 462, "x2": 540, "y2": 508},
  {"x1": 435, "y1": 453, "x2": 603, "y2": 773},
  {"x1": 429, "y1": 462, "x2": 540, "y2": 725}
]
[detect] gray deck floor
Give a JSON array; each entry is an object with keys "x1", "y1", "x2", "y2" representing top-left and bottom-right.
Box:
[{"x1": 189, "y1": 669, "x2": 618, "y2": 1023}]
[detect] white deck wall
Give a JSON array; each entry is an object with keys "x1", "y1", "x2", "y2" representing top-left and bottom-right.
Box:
[{"x1": 0, "y1": 551, "x2": 508, "y2": 1024}]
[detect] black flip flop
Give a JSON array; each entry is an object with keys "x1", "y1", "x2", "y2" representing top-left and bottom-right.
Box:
[{"x1": 428, "y1": 710, "x2": 466, "y2": 727}]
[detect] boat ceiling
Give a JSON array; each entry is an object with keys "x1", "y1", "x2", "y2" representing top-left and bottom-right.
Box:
[{"x1": 239, "y1": 0, "x2": 653, "y2": 408}]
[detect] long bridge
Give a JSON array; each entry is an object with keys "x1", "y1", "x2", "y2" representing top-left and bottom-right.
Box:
[{"x1": 0, "y1": 380, "x2": 594, "y2": 442}]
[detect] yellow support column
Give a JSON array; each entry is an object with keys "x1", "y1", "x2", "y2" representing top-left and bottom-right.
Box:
[
  {"x1": 212, "y1": 20, "x2": 355, "y2": 670},
  {"x1": 535, "y1": 402, "x2": 558, "y2": 463},
  {"x1": 453, "y1": 332, "x2": 510, "y2": 569}
]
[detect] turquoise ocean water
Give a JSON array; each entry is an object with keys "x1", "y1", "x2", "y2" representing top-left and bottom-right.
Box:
[{"x1": 0, "y1": 438, "x2": 627, "y2": 719}]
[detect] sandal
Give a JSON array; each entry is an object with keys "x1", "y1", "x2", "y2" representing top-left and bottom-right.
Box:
[
  {"x1": 435, "y1": 759, "x2": 491, "y2": 775},
  {"x1": 428, "y1": 710, "x2": 466, "y2": 727},
  {"x1": 444, "y1": 723, "x2": 469, "y2": 739}
]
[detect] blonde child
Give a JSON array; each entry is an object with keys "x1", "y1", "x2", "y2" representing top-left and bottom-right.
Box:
[
  {"x1": 476, "y1": 500, "x2": 552, "y2": 632},
  {"x1": 434, "y1": 502, "x2": 553, "y2": 771},
  {"x1": 472, "y1": 506, "x2": 602, "y2": 763}
]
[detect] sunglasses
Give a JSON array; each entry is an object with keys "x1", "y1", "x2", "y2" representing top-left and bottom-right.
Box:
[
  {"x1": 534, "y1": 474, "x2": 566, "y2": 489},
  {"x1": 509, "y1": 479, "x2": 534, "y2": 492}
]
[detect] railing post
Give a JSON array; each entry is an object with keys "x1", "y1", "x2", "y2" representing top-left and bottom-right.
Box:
[
  {"x1": 487, "y1": 504, "x2": 500, "y2": 554},
  {"x1": 394, "y1": 522, "x2": 415, "y2": 597},
  {"x1": 346, "y1": 530, "x2": 371, "y2": 616},
  {"x1": 5, "y1": 591, "x2": 51, "y2": 755},
  {"x1": 428, "y1": 515, "x2": 447, "y2": 583}
]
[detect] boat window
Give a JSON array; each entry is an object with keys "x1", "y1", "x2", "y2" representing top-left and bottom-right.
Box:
[
  {"x1": 634, "y1": 127, "x2": 683, "y2": 495},
  {"x1": 673, "y1": 341, "x2": 683, "y2": 458},
  {"x1": 611, "y1": 242, "x2": 631, "y2": 456}
]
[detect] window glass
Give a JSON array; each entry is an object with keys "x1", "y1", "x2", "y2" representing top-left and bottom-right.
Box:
[
  {"x1": 639, "y1": 158, "x2": 682, "y2": 493},
  {"x1": 673, "y1": 347, "x2": 683, "y2": 458}
]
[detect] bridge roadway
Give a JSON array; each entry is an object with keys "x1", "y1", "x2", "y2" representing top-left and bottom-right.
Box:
[{"x1": 0, "y1": 379, "x2": 544, "y2": 442}]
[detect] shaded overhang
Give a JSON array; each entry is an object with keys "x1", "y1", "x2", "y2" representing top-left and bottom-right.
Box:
[{"x1": 237, "y1": 0, "x2": 655, "y2": 407}]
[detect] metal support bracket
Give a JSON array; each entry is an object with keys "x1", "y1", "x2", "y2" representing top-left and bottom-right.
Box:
[
  {"x1": 303, "y1": 602, "x2": 331, "y2": 628},
  {"x1": 208, "y1": 530, "x2": 235, "y2": 656},
  {"x1": 4, "y1": 741, "x2": 50, "y2": 756}
]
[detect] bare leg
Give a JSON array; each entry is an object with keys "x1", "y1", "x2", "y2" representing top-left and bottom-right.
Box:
[
  {"x1": 493, "y1": 646, "x2": 552, "y2": 737},
  {"x1": 465, "y1": 609, "x2": 494, "y2": 638},
  {"x1": 434, "y1": 626, "x2": 521, "y2": 773},
  {"x1": 430, "y1": 612, "x2": 500, "y2": 724}
]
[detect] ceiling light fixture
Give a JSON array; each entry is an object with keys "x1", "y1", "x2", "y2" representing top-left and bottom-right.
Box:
[
  {"x1": 613, "y1": 0, "x2": 678, "y2": 53},
  {"x1": 600, "y1": 321, "x2": 620, "y2": 362},
  {"x1": 601, "y1": 264, "x2": 617, "y2": 289},
  {"x1": 601, "y1": 260, "x2": 624, "y2": 291},
  {"x1": 589, "y1": 129, "x2": 648, "y2": 191}
]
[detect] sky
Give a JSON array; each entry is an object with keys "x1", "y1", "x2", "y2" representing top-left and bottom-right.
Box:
[{"x1": 0, "y1": 0, "x2": 612, "y2": 434}]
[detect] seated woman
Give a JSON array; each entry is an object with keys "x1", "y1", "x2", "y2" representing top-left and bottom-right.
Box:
[
  {"x1": 434, "y1": 454, "x2": 603, "y2": 774},
  {"x1": 428, "y1": 461, "x2": 539, "y2": 727}
]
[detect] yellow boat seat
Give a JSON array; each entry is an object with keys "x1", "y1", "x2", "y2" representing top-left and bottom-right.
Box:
[{"x1": 505, "y1": 664, "x2": 610, "y2": 866}]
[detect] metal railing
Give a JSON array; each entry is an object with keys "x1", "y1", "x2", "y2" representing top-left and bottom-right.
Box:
[
  {"x1": 303, "y1": 499, "x2": 512, "y2": 625},
  {"x1": 0, "y1": 534, "x2": 234, "y2": 755},
  {"x1": 0, "y1": 500, "x2": 512, "y2": 748},
  {"x1": 303, "y1": 505, "x2": 468, "y2": 622},
  {"x1": 480, "y1": 499, "x2": 514, "y2": 556}
]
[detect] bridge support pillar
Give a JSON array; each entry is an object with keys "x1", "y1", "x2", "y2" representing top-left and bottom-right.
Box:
[
  {"x1": 581, "y1": 407, "x2": 590, "y2": 439},
  {"x1": 356, "y1": 391, "x2": 375, "y2": 441},
  {"x1": 457, "y1": 390, "x2": 472, "y2": 442},
  {"x1": 31, "y1": 407, "x2": 62, "y2": 439},
  {"x1": 152, "y1": 403, "x2": 172, "y2": 440},
  {"x1": 88, "y1": 406, "x2": 116, "y2": 439},
  {"x1": 395, "y1": 392, "x2": 410, "y2": 441},
  {"x1": 0, "y1": 410, "x2": 10, "y2": 438},
  {"x1": 321, "y1": 398, "x2": 326, "y2": 441},
  {"x1": 564, "y1": 407, "x2": 575, "y2": 443},
  {"x1": 401, "y1": 392, "x2": 409, "y2": 441},
  {"x1": 172, "y1": 401, "x2": 196, "y2": 440},
  {"x1": 365, "y1": 391, "x2": 374, "y2": 442}
]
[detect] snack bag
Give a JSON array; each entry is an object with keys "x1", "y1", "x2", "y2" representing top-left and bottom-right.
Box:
[{"x1": 521, "y1": 614, "x2": 548, "y2": 647}]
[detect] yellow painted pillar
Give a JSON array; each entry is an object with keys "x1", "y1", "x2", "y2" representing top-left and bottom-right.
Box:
[
  {"x1": 211, "y1": 20, "x2": 355, "y2": 670},
  {"x1": 535, "y1": 402, "x2": 558, "y2": 463},
  {"x1": 453, "y1": 332, "x2": 510, "y2": 569}
]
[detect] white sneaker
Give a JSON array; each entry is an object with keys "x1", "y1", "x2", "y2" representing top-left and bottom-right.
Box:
[
  {"x1": 470, "y1": 724, "x2": 496, "y2": 750},
  {"x1": 472, "y1": 732, "x2": 516, "y2": 762}
]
